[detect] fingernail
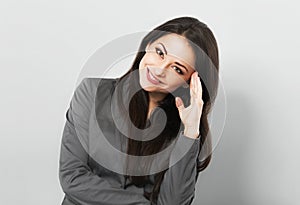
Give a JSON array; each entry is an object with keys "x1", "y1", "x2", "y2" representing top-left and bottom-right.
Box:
[{"x1": 175, "y1": 98, "x2": 179, "y2": 107}]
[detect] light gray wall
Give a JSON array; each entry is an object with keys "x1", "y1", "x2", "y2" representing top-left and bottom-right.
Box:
[{"x1": 0, "y1": 0, "x2": 299, "y2": 204}]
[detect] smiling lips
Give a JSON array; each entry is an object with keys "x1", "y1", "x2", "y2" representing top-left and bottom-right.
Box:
[{"x1": 146, "y1": 67, "x2": 161, "y2": 85}]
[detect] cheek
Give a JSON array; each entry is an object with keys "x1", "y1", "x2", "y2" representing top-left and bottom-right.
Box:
[
  {"x1": 141, "y1": 53, "x2": 158, "y2": 66},
  {"x1": 139, "y1": 55, "x2": 147, "y2": 69},
  {"x1": 167, "y1": 73, "x2": 189, "y2": 89}
]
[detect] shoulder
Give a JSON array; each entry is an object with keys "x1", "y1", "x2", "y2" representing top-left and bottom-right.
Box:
[
  {"x1": 76, "y1": 77, "x2": 118, "y2": 96},
  {"x1": 71, "y1": 77, "x2": 118, "y2": 108}
]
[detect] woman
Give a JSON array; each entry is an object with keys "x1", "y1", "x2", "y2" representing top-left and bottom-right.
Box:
[{"x1": 59, "y1": 16, "x2": 219, "y2": 205}]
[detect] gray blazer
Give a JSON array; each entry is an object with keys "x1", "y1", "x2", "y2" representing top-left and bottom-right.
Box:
[{"x1": 59, "y1": 78, "x2": 201, "y2": 205}]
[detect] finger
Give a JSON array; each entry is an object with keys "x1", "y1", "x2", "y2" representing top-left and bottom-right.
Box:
[
  {"x1": 196, "y1": 73, "x2": 201, "y2": 96},
  {"x1": 194, "y1": 72, "x2": 199, "y2": 94},
  {"x1": 195, "y1": 73, "x2": 204, "y2": 104},
  {"x1": 175, "y1": 97, "x2": 185, "y2": 112},
  {"x1": 189, "y1": 73, "x2": 194, "y2": 104},
  {"x1": 196, "y1": 74, "x2": 203, "y2": 98},
  {"x1": 190, "y1": 72, "x2": 197, "y2": 104}
]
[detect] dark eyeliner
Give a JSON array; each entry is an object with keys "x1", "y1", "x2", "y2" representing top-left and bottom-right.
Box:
[
  {"x1": 155, "y1": 47, "x2": 164, "y2": 57},
  {"x1": 173, "y1": 66, "x2": 183, "y2": 75}
]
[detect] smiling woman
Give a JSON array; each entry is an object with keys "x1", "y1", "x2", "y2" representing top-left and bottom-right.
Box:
[
  {"x1": 139, "y1": 33, "x2": 198, "y2": 122},
  {"x1": 59, "y1": 16, "x2": 220, "y2": 205},
  {"x1": 139, "y1": 33, "x2": 196, "y2": 93}
]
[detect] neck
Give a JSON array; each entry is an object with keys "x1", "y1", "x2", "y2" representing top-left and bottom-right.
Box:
[
  {"x1": 148, "y1": 91, "x2": 167, "y2": 105},
  {"x1": 147, "y1": 92, "x2": 167, "y2": 119}
]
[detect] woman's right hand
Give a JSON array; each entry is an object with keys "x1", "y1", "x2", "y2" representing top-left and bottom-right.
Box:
[{"x1": 175, "y1": 72, "x2": 204, "y2": 139}]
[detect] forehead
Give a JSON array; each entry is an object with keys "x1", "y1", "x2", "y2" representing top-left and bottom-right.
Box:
[{"x1": 149, "y1": 33, "x2": 196, "y2": 69}]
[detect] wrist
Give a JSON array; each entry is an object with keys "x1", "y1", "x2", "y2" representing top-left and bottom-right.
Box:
[{"x1": 183, "y1": 126, "x2": 199, "y2": 139}]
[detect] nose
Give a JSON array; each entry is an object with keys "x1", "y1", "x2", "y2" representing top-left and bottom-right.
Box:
[
  {"x1": 153, "y1": 60, "x2": 170, "y2": 77},
  {"x1": 153, "y1": 67, "x2": 166, "y2": 77}
]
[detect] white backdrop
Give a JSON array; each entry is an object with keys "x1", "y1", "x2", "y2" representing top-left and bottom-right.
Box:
[{"x1": 0, "y1": 0, "x2": 299, "y2": 204}]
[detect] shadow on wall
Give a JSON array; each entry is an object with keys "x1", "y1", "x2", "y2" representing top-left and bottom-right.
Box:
[{"x1": 192, "y1": 91, "x2": 258, "y2": 205}]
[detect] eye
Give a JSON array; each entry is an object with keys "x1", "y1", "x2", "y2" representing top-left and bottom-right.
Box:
[
  {"x1": 155, "y1": 47, "x2": 164, "y2": 58},
  {"x1": 172, "y1": 66, "x2": 183, "y2": 75}
]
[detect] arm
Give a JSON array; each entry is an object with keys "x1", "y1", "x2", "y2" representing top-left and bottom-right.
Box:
[
  {"x1": 59, "y1": 78, "x2": 150, "y2": 205},
  {"x1": 156, "y1": 131, "x2": 201, "y2": 205},
  {"x1": 157, "y1": 72, "x2": 204, "y2": 205}
]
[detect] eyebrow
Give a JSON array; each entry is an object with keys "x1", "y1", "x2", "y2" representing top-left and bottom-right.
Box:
[
  {"x1": 158, "y1": 42, "x2": 168, "y2": 55},
  {"x1": 175, "y1": 62, "x2": 188, "y2": 72},
  {"x1": 158, "y1": 42, "x2": 189, "y2": 73}
]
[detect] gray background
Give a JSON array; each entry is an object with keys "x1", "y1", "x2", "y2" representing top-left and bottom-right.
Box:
[{"x1": 0, "y1": 0, "x2": 299, "y2": 204}]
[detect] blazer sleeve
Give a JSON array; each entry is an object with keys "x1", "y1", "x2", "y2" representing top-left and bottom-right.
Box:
[
  {"x1": 156, "y1": 131, "x2": 201, "y2": 205},
  {"x1": 59, "y1": 78, "x2": 150, "y2": 205}
]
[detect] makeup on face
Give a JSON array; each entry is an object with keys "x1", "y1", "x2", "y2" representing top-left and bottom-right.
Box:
[{"x1": 139, "y1": 33, "x2": 196, "y2": 93}]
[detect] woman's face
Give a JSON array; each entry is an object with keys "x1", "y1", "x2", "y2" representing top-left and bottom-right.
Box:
[{"x1": 139, "y1": 33, "x2": 196, "y2": 94}]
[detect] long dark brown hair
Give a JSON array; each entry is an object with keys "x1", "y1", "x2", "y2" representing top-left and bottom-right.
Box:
[{"x1": 117, "y1": 16, "x2": 219, "y2": 204}]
